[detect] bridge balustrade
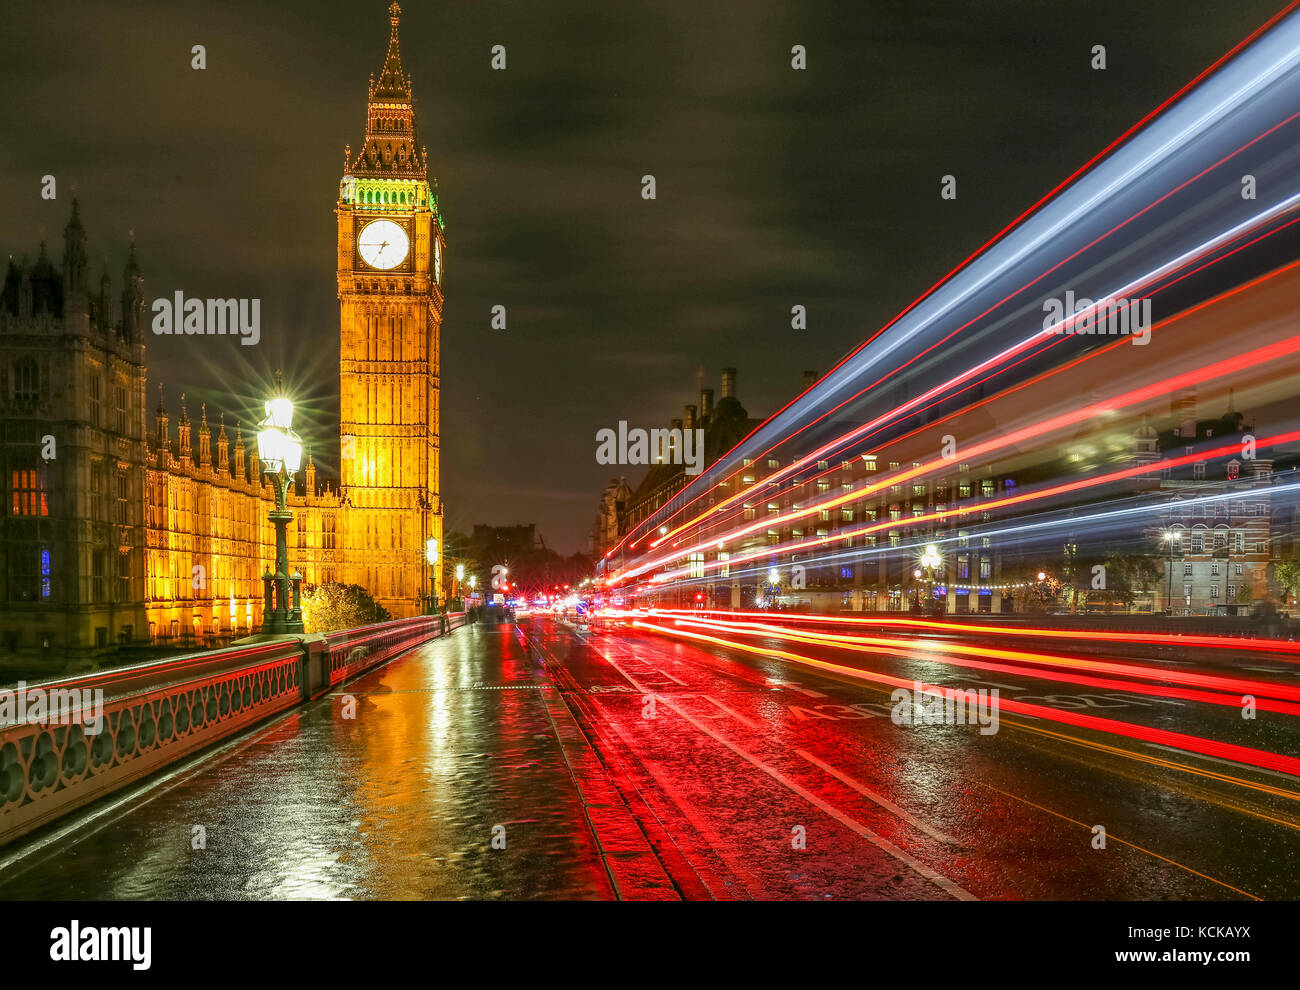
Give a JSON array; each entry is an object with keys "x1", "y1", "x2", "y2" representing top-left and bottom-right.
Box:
[{"x1": 0, "y1": 612, "x2": 467, "y2": 848}]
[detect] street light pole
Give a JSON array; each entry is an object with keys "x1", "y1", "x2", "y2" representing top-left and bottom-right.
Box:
[
  {"x1": 256, "y1": 375, "x2": 304, "y2": 635},
  {"x1": 1162, "y1": 530, "x2": 1175, "y2": 614},
  {"x1": 426, "y1": 538, "x2": 439, "y2": 614}
]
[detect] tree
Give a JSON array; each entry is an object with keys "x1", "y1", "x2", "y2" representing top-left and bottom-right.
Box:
[
  {"x1": 300, "y1": 582, "x2": 390, "y2": 634},
  {"x1": 1090, "y1": 551, "x2": 1162, "y2": 610},
  {"x1": 1275, "y1": 554, "x2": 1300, "y2": 606}
]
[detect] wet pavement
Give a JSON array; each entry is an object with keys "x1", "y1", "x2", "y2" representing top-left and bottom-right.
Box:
[
  {"x1": 0, "y1": 622, "x2": 630, "y2": 900},
  {"x1": 2, "y1": 615, "x2": 1298, "y2": 900}
]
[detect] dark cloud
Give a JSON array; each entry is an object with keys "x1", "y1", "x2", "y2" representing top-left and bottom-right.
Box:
[{"x1": 0, "y1": 0, "x2": 1286, "y2": 550}]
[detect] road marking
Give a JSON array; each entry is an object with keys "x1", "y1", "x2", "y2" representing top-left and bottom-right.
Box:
[
  {"x1": 768, "y1": 678, "x2": 828, "y2": 698},
  {"x1": 976, "y1": 779, "x2": 1261, "y2": 901},
  {"x1": 701, "y1": 695, "x2": 762, "y2": 729},
  {"x1": 653, "y1": 667, "x2": 690, "y2": 686},
  {"x1": 588, "y1": 642, "x2": 976, "y2": 900},
  {"x1": 794, "y1": 749, "x2": 960, "y2": 846}
]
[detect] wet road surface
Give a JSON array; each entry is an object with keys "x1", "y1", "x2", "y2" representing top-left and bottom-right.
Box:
[
  {"x1": 2, "y1": 615, "x2": 1297, "y2": 899},
  {"x1": 0, "y1": 622, "x2": 639, "y2": 900}
]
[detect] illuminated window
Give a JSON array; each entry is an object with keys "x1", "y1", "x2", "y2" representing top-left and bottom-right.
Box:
[
  {"x1": 1210, "y1": 584, "x2": 1219, "y2": 599},
  {"x1": 688, "y1": 552, "x2": 705, "y2": 579},
  {"x1": 40, "y1": 547, "x2": 52, "y2": 599},
  {"x1": 863, "y1": 456, "x2": 877, "y2": 471},
  {"x1": 717, "y1": 552, "x2": 730, "y2": 577},
  {"x1": 11, "y1": 468, "x2": 49, "y2": 516}
]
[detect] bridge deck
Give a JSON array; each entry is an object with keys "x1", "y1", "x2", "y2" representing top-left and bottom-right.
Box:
[{"x1": 0, "y1": 621, "x2": 673, "y2": 900}]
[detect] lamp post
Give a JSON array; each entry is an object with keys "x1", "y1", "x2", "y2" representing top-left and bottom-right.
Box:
[
  {"x1": 1162, "y1": 529, "x2": 1175, "y2": 614},
  {"x1": 919, "y1": 544, "x2": 943, "y2": 612},
  {"x1": 455, "y1": 563, "x2": 464, "y2": 608},
  {"x1": 426, "y1": 537, "x2": 439, "y2": 614},
  {"x1": 256, "y1": 376, "x2": 304, "y2": 635}
]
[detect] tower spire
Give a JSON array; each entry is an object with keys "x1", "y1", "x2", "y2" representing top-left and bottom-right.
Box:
[
  {"x1": 348, "y1": 1, "x2": 425, "y2": 180},
  {"x1": 372, "y1": 2, "x2": 410, "y2": 101}
]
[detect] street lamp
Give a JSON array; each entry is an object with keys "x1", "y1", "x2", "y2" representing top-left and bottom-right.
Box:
[
  {"x1": 426, "y1": 537, "x2": 439, "y2": 613},
  {"x1": 256, "y1": 375, "x2": 304, "y2": 635},
  {"x1": 455, "y1": 563, "x2": 464, "y2": 606},
  {"x1": 1161, "y1": 529, "x2": 1175, "y2": 614}
]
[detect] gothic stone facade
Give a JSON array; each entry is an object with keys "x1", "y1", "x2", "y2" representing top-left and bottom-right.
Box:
[{"x1": 0, "y1": 4, "x2": 442, "y2": 658}]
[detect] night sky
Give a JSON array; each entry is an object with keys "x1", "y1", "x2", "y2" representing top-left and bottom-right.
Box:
[{"x1": 0, "y1": 0, "x2": 1287, "y2": 552}]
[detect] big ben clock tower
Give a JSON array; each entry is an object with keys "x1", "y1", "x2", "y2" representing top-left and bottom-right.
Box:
[{"x1": 336, "y1": 1, "x2": 443, "y2": 616}]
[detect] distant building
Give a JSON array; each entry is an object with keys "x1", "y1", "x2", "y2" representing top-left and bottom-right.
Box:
[
  {"x1": 1150, "y1": 390, "x2": 1272, "y2": 615},
  {"x1": 592, "y1": 366, "x2": 764, "y2": 559}
]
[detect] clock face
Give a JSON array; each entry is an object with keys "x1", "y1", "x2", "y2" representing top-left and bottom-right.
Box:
[
  {"x1": 434, "y1": 238, "x2": 443, "y2": 283},
  {"x1": 357, "y1": 219, "x2": 409, "y2": 270}
]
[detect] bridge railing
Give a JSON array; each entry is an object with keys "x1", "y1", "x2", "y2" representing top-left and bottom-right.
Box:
[{"x1": 0, "y1": 612, "x2": 467, "y2": 848}]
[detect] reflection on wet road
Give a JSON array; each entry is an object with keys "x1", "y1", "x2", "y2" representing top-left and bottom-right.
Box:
[
  {"x1": 3, "y1": 615, "x2": 1297, "y2": 900},
  {"x1": 0, "y1": 623, "x2": 613, "y2": 900}
]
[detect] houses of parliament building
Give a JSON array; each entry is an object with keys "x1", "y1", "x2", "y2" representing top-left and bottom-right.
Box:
[{"x1": 0, "y1": 3, "x2": 444, "y2": 659}]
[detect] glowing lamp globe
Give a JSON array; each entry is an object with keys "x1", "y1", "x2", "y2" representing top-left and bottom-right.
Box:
[
  {"x1": 426, "y1": 538, "x2": 439, "y2": 566},
  {"x1": 256, "y1": 393, "x2": 303, "y2": 476}
]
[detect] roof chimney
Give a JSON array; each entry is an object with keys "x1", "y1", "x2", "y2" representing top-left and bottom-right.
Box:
[
  {"x1": 699, "y1": 388, "x2": 714, "y2": 422},
  {"x1": 721, "y1": 367, "x2": 737, "y2": 399},
  {"x1": 684, "y1": 404, "x2": 696, "y2": 431}
]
